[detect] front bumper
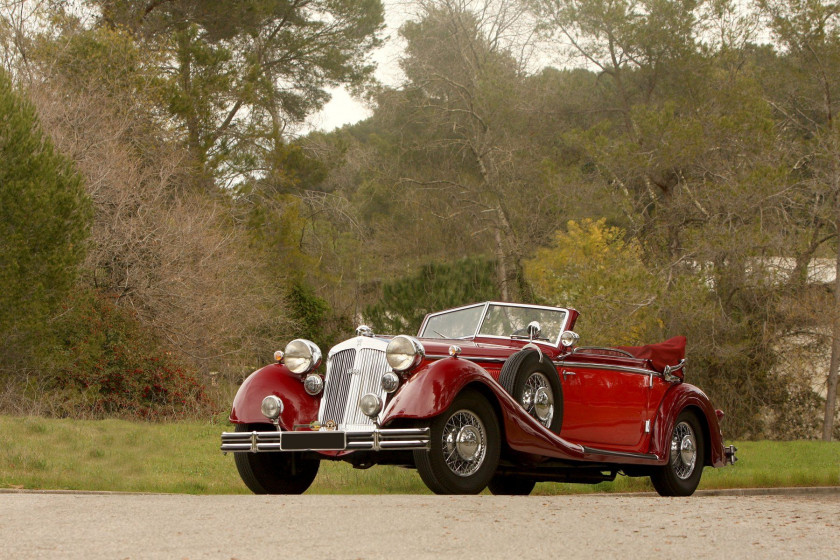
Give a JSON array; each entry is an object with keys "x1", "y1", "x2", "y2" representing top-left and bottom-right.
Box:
[{"x1": 221, "y1": 427, "x2": 431, "y2": 453}]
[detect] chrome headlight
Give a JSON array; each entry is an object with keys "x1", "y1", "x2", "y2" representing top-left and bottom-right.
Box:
[
  {"x1": 261, "y1": 395, "x2": 283, "y2": 420},
  {"x1": 381, "y1": 371, "x2": 400, "y2": 393},
  {"x1": 284, "y1": 339, "x2": 322, "y2": 374},
  {"x1": 303, "y1": 374, "x2": 324, "y2": 396},
  {"x1": 385, "y1": 335, "x2": 425, "y2": 372},
  {"x1": 359, "y1": 393, "x2": 383, "y2": 418},
  {"x1": 560, "y1": 331, "x2": 580, "y2": 348}
]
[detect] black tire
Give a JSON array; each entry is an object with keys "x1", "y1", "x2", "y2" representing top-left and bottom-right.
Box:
[
  {"x1": 498, "y1": 349, "x2": 563, "y2": 432},
  {"x1": 487, "y1": 474, "x2": 536, "y2": 496},
  {"x1": 233, "y1": 424, "x2": 320, "y2": 494},
  {"x1": 413, "y1": 390, "x2": 501, "y2": 495},
  {"x1": 650, "y1": 411, "x2": 705, "y2": 497}
]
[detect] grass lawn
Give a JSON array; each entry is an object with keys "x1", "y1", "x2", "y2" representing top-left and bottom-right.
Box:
[{"x1": 1, "y1": 416, "x2": 837, "y2": 494}]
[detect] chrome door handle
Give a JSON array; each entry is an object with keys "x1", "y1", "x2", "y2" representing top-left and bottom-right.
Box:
[{"x1": 562, "y1": 369, "x2": 576, "y2": 381}]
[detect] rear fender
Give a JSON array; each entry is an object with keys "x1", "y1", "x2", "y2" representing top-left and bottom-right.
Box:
[
  {"x1": 229, "y1": 363, "x2": 321, "y2": 430},
  {"x1": 652, "y1": 383, "x2": 726, "y2": 468},
  {"x1": 382, "y1": 357, "x2": 585, "y2": 461}
]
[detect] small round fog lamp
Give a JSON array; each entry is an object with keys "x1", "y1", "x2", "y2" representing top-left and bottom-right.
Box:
[
  {"x1": 560, "y1": 331, "x2": 580, "y2": 348},
  {"x1": 304, "y1": 374, "x2": 324, "y2": 396},
  {"x1": 261, "y1": 395, "x2": 283, "y2": 420},
  {"x1": 381, "y1": 371, "x2": 400, "y2": 393},
  {"x1": 359, "y1": 393, "x2": 383, "y2": 418}
]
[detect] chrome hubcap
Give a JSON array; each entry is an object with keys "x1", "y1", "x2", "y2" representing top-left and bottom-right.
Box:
[
  {"x1": 521, "y1": 372, "x2": 553, "y2": 427},
  {"x1": 442, "y1": 410, "x2": 487, "y2": 477},
  {"x1": 670, "y1": 421, "x2": 697, "y2": 480}
]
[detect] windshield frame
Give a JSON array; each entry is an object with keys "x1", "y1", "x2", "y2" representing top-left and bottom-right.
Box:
[{"x1": 418, "y1": 301, "x2": 572, "y2": 347}]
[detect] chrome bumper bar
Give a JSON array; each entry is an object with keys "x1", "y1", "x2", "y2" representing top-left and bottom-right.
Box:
[{"x1": 221, "y1": 427, "x2": 431, "y2": 453}]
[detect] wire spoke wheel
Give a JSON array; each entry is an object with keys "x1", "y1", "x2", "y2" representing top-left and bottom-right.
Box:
[
  {"x1": 499, "y1": 349, "x2": 563, "y2": 433},
  {"x1": 650, "y1": 412, "x2": 705, "y2": 497},
  {"x1": 521, "y1": 371, "x2": 553, "y2": 427},
  {"x1": 441, "y1": 410, "x2": 487, "y2": 477},
  {"x1": 670, "y1": 421, "x2": 697, "y2": 480},
  {"x1": 413, "y1": 390, "x2": 500, "y2": 494}
]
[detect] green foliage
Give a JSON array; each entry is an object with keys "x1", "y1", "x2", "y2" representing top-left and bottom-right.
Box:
[
  {"x1": 47, "y1": 291, "x2": 211, "y2": 420},
  {"x1": 92, "y1": 0, "x2": 385, "y2": 182},
  {"x1": 526, "y1": 219, "x2": 664, "y2": 345},
  {"x1": 364, "y1": 258, "x2": 499, "y2": 335},
  {"x1": 285, "y1": 281, "x2": 340, "y2": 352},
  {"x1": 0, "y1": 69, "x2": 91, "y2": 367}
]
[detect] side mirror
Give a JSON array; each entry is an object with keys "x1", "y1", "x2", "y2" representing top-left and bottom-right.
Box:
[
  {"x1": 560, "y1": 330, "x2": 580, "y2": 348},
  {"x1": 527, "y1": 321, "x2": 541, "y2": 341}
]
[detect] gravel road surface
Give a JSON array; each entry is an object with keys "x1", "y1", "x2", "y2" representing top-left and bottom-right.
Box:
[{"x1": 1, "y1": 493, "x2": 837, "y2": 559}]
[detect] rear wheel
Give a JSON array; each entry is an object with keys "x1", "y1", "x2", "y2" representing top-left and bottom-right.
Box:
[
  {"x1": 413, "y1": 391, "x2": 501, "y2": 495},
  {"x1": 650, "y1": 412, "x2": 705, "y2": 497},
  {"x1": 233, "y1": 424, "x2": 320, "y2": 494}
]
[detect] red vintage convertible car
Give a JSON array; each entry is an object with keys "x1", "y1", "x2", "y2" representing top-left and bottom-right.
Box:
[{"x1": 221, "y1": 302, "x2": 736, "y2": 495}]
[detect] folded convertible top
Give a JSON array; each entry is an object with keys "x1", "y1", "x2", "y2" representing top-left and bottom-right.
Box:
[{"x1": 617, "y1": 335, "x2": 686, "y2": 374}]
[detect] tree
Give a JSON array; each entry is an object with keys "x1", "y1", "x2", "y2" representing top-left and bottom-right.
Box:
[
  {"x1": 23, "y1": 25, "x2": 289, "y2": 376},
  {"x1": 757, "y1": 0, "x2": 840, "y2": 440},
  {"x1": 92, "y1": 0, "x2": 385, "y2": 186},
  {"x1": 525, "y1": 219, "x2": 663, "y2": 345},
  {"x1": 364, "y1": 257, "x2": 499, "y2": 334},
  {"x1": 385, "y1": 0, "x2": 559, "y2": 301},
  {"x1": 0, "y1": 68, "x2": 91, "y2": 368}
]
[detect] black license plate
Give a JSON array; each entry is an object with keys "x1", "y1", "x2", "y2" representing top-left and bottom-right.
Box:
[{"x1": 282, "y1": 431, "x2": 346, "y2": 451}]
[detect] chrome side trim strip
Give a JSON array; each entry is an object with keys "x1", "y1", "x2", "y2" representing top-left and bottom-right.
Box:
[
  {"x1": 554, "y1": 360, "x2": 658, "y2": 377},
  {"x1": 582, "y1": 446, "x2": 659, "y2": 460},
  {"x1": 425, "y1": 354, "x2": 507, "y2": 364}
]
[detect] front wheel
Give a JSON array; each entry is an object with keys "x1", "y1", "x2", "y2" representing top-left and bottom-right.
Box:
[
  {"x1": 413, "y1": 390, "x2": 501, "y2": 495},
  {"x1": 650, "y1": 412, "x2": 705, "y2": 497},
  {"x1": 233, "y1": 424, "x2": 320, "y2": 494}
]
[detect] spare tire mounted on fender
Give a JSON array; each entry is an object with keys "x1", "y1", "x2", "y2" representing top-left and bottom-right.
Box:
[{"x1": 499, "y1": 348, "x2": 563, "y2": 433}]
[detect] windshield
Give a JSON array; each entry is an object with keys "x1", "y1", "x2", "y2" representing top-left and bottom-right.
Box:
[
  {"x1": 420, "y1": 304, "x2": 485, "y2": 339},
  {"x1": 478, "y1": 305, "x2": 567, "y2": 343},
  {"x1": 420, "y1": 303, "x2": 568, "y2": 344}
]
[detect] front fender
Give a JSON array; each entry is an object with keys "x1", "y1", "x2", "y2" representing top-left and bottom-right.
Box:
[
  {"x1": 382, "y1": 357, "x2": 585, "y2": 461},
  {"x1": 230, "y1": 363, "x2": 320, "y2": 430},
  {"x1": 652, "y1": 383, "x2": 726, "y2": 468},
  {"x1": 382, "y1": 358, "x2": 492, "y2": 422}
]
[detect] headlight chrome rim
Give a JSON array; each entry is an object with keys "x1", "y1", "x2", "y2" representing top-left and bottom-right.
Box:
[
  {"x1": 260, "y1": 395, "x2": 283, "y2": 420},
  {"x1": 283, "y1": 339, "x2": 322, "y2": 374},
  {"x1": 559, "y1": 330, "x2": 580, "y2": 348},
  {"x1": 385, "y1": 335, "x2": 425, "y2": 372},
  {"x1": 303, "y1": 373, "x2": 324, "y2": 396},
  {"x1": 381, "y1": 371, "x2": 400, "y2": 393},
  {"x1": 359, "y1": 393, "x2": 383, "y2": 418}
]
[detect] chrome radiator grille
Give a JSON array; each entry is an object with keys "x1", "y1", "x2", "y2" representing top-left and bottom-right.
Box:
[{"x1": 319, "y1": 342, "x2": 389, "y2": 430}]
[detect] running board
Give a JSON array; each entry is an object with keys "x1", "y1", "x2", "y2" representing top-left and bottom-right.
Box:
[{"x1": 582, "y1": 446, "x2": 660, "y2": 463}]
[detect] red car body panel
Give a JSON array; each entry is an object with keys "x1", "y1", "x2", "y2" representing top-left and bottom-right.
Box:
[{"x1": 381, "y1": 356, "x2": 586, "y2": 461}]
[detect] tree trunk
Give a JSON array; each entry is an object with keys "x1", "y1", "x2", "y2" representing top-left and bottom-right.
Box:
[
  {"x1": 494, "y1": 227, "x2": 509, "y2": 301},
  {"x1": 823, "y1": 200, "x2": 840, "y2": 441}
]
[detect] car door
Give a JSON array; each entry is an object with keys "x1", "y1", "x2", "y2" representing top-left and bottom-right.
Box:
[{"x1": 558, "y1": 354, "x2": 654, "y2": 448}]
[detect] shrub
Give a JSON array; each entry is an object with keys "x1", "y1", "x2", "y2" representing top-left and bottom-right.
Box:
[{"x1": 46, "y1": 291, "x2": 214, "y2": 420}]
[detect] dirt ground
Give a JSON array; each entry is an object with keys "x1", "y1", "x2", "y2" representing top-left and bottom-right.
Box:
[{"x1": 1, "y1": 492, "x2": 837, "y2": 559}]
